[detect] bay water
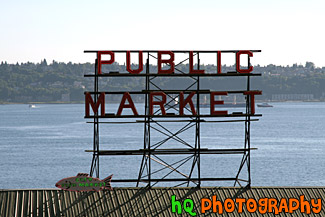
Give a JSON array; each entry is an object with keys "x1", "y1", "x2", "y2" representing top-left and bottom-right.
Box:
[{"x1": 0, "y1": 102, "x2": 324, "y2": 189}]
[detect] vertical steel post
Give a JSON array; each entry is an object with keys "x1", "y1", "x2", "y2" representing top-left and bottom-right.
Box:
[
  {"x1": 147, "y1": 54, "x2": 151, "y2": 187},
  {"x1": 197, "y1": 52, "x2": 201, "y2": 187},
  {"x1": 90, "y1": 57, "x2": 100, "y2": 178},
  {"x1": 247, "y1": 56, "x2": 251, "y2": 188}
]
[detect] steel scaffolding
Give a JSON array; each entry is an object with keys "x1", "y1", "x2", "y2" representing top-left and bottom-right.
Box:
[{"x1": 84, "y1": 50, "x2": 262, "y2": 188}]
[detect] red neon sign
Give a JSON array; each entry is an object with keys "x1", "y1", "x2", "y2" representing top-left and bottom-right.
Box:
[
  {"x1": 86, "y1": 50, "x2": 261, "y2": 118},
  {"x1": 85, "y1": 91, "x2": 262, "y2": 117},
  {"x1": 96, "y1": 50, "x2": 254, "y2": 75}
]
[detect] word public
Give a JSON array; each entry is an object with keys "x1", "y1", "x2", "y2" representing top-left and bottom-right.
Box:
[{"x1": 96, "y1": 50, "x2": 254, "y2": 74}]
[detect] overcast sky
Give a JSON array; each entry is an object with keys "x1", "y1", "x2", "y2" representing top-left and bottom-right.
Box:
[{"x1": 1, "y1": 0, "x2": 324, "y2": 66}]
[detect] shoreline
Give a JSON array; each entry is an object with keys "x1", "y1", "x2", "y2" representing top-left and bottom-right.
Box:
[{"x1": 1, "y1": 99, "x2": 325, "y2": 105}]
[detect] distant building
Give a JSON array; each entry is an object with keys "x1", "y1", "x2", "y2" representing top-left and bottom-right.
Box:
[
  {"x1": 73, "y1": 81, "x2": 82, "y2": 87},
  {"x1": 50, "y1": 81, "x2": 63, "y2": 88},
  {"x1": 272, "y1": 94, "x2": 314, "y2": 101},
  {"x1": 14, "y1": 96, "x2": 33, "y2": 103},
  {"x1": 61, "y1": 93, "x2": 70, "y2": 102}
]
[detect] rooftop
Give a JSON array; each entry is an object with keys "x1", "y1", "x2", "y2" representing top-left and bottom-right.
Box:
[{"x1": 1, "y1": 187, "x2": 324, "y2": 216}]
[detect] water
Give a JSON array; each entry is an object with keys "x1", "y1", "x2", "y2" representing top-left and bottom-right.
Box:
[{"x1": 0, "y1": 102, "x2": 324, "y2": 189}]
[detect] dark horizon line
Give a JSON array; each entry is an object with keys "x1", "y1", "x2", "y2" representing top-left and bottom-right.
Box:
[{"x1": 1, "y1": 60, "x2": 323, "y2": 69}]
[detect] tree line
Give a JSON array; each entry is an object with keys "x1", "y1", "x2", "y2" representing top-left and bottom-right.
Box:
[{"x1": 0, "y1": 60, "x2": 325, "y2": 103}]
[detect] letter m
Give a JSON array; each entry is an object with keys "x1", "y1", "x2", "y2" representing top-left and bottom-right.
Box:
[{"x1": 85, "y1": 92, "x2": 105, "y2": 117}]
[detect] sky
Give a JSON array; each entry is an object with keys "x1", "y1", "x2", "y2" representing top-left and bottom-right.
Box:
[{"x1": 1, "y1": 0, "x2": 324, "y2": 67}]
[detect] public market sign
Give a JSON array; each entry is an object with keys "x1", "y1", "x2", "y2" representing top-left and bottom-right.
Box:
[{"x1": 84, "y1": 50, "x2": 262, "y2": 118}]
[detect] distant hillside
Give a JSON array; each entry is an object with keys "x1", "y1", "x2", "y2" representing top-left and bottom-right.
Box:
[{"x1": 1, "y1": 60, "x2": 325, "y2": 103}]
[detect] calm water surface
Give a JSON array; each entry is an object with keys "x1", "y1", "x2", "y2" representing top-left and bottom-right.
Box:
[{"x1": 0, "y1": 102, "x2": 324, "y2": 189}]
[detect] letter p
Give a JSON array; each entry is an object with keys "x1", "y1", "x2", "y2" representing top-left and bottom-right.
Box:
[{"x1": 201, "y1": 198, "x2": 212, "y2": 213}]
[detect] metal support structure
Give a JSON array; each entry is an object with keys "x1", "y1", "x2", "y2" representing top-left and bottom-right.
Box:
[
  {"x1": 84, "y1": 50, "x2": 262, "y2": 188},
  {"x1": 90, "y1": 58, "x2": 100, "y2": 178}
]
